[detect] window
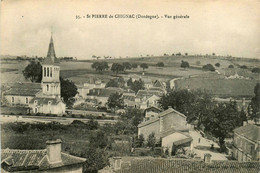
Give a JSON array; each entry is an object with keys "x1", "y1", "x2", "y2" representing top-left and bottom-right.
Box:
[
  {"x1": 48, "y1": 101, "x2": 52, "y2": 105},
  {"x1": 35, "y1": 108, "x2": 38, "y2": 113},
  {"x1": 47, "y1": 85, "x2": 49, "y2": 91},
  {"x1": 34, "y1": 100, "x2": 37, "y2": 105},
  {"x1": 47, "y1": 67, "x2": 49, "y2": 77},
  {"x1": 44, "y1": 67, "x2": 46, "y2": 77},
  {"x1": 11, "y1": 97, "x2": 14, "y2": 103},
  {"x1": 50, "y1": 67, "x2": 52, "y2": 77},
  {"x1": 25, "y1": 98, "x2": 28, "y2": 104}
]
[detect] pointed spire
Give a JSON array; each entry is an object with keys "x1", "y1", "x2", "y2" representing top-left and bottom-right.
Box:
[{"x1": 47, "y1": 34, "x2": 56, "y2": 61}]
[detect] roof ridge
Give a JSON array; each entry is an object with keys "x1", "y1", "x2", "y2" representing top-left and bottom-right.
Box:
[{"x1": 61, "y1": 152, "x2": 86, "y2": 161}]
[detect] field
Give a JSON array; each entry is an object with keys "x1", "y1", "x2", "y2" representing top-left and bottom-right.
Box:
[
  {"x1": 175, "y1": 78, "x2": 260, "y2": 99},
  {"x1": 1, "y1": 55, "x2": 259, "y2": 98}
]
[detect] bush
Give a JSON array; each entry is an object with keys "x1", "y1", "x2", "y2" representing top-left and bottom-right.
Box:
[
  {"x1": 202, "y1": 64, "x2": 215, "y2": 71},
  {"x1": 240, "y1": 65, "x2": 247, "y2": 69},
  {"x1": 252, "y1": 67, "x2": 260, "y2": 73},
  {"x1": 215, "y1": 63, "x2": 220, "y2": 67},
  {"x1": 180, "y1": 60, "x2": 189, "y2": 68},
  {"x1": 156, "y1": 62, "x2": 164, "y2": 67},
  {"x1": 86, "y1": 117, "x2": 99, "y2": 130},
  {"x1": 228, "y1": 65, "x2": 234, "y2": 68}
]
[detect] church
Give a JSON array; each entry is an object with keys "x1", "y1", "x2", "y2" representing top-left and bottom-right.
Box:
[{"x1": 3, "y1": 35, "x2": 66, "y2": 115}]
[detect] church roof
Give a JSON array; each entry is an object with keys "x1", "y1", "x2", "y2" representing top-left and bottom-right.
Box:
[
  {"x1": 4, "y1": 83, "x2": 42, "y2": 96},
  {"x1": 42, "y1": 35, "x2": 60, "y2": 65}
]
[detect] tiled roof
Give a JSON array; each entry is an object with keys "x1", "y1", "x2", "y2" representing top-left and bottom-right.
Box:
[
  {"x1": 113, "y1": 157, "x2": 260, "y2": 173},
  {"x1": 123, "y1": 95, "x2": 135, "y2": 101},
  {"x1": 1, "y1": 149, "x2": 85, "y2": 172},
  {"x1": 4, "y1": 83, "x2": 42, "y2": 96},
  {"x1": 136, "y1": 90, "x2": 163, "y2": 99},
  {"x1": 29, "y1": 97, "x2": 62, "y2": 105},
  {"x1": 153, "y1": 80, "x2": 165, "y2": 89},
  {"x1": 234, "y1": 124, "x2": 260, "y2": 142},
  {"x1": 145, "y1": 106, "x2": 162, "y2": 112},
  {"x1": 160, "y1": 127, "x2": 190, "y2": 138},
  {"x1": 88, "y1": 87, "x2": 124, "y2": 97}
]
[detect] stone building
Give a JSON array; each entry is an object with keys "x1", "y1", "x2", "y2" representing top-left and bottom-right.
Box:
[
  {"x1": 3, "y1": 35, "x2": 66, "y2": 115},
  {"x1": 1, "y1": 139, "x2": 86, "y2": 173},
  {"x1": 138, "y1": 107, "x2": 192, "y2": 154},
  {"x1": 233, "y1": 124, "x2": 260, "y2": 161}
]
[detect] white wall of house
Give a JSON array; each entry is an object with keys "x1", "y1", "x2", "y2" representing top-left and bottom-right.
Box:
[
  {"x1": 161, "y1": 132, "x2": 191, "y2": 154},
  {"x1": 5, "y1": 95, "x2": 34, "y2": 106},
  {"x1": 30, "y1": 101, "x2": 66, "y2": 115}
]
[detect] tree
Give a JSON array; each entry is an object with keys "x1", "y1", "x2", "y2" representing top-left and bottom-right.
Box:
[
  {"x1": 89, "y1": 130, "x2": 109, "y2": 149},
  {"x1": 215, "y1": 63, "x2": 220, "y2": 67},
  {"x1": 125, "y1": 108, "x2": 144, "y2": 127},
  {"x1": 228, "y1": 65, "x2": 234, "y2": 68},
  {"x1": 212, "y1": 53, "x2": 216, "y2": 56},
  {"x1": 127, "y1": 78, "x2": 133, "y2": 87},
  {"x1": 252, "y1": 67, "x2": 260, "y2": 73},
  {"x1": 203, "y1": 101, "x2": 241, "y2": 151},
  {"x1": 248, "y1": 83, "x2": 260, "y2": 124},
  {"x1": 132, "y1": 63, "x2": 138, "y2": 69},
  {"x1": 60, "y1": 77, "x2": 78, "y2": 107},
  {"x1": 140, "y1": 63, "x2": 148, "y2": 72},
  {"x1": 123, "y1": 62, "x2": 132, "y2": 70},
  {"x1": 180, "y1": 60, "x2": 190, "y2": 69},
  {"x1": 185, "y1": 53, "x2": 188, "y2": 56},
  {"x1": 86, "y1": 117, "x2": 99, "y2": 130},
  {"x1": 240, "y1": 65, "x2": 247, "y2": 69},
  {"x1": 111, "y1": 63, "x2": 124, "y2": 75},
  {"x1": 137, "y1": 134, "x2": 145, "y2": 147},
  {"x1": 156, "y1": 62, "x2": 164, "y2": 67},
  {"x1": 158, "y1": 89, "x2": 213, "y2": 127},
  {"x1": 147, "y1": 132, "x2": 156, "y2": 150},
  {"x1": 23, "y1": 61, "x2": 42, "y2": 82},
  {"x1": 107, "y1": 93, "x2": 124, "y2": 112},
  {"x1": 202, "y1": 64, "x2": 215, "y2": 71},
  {"x1": 91, "y1": 61, "x2": 109, "y2": 72},
  {"x1": 105, "y1": 79, "x2": 119, "y2": 88},
  {"x1": 84, "y1": 147, "x2": 109, "y2": 173},
  {"x1": 129, "y1": 79, "x2": 145, "y2": 94}
]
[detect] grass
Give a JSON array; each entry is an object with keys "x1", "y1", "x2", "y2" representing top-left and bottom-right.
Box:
[{"x1": 175, "y1": 78, "x2": 260, "y2": 98}]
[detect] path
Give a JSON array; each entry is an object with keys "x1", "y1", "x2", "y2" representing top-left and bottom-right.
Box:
[{"x1": 189, "y1": 130, "x2": 228, "y2": 160}]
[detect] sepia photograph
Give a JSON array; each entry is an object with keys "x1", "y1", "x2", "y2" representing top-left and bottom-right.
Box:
[{"x1": 0, "y1": 0, "x2": 259, "y2": 172}]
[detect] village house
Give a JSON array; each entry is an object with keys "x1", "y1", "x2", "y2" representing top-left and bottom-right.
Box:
[
  {"x1": 233, "y1": 124, "x2": 260, "y2": 161},
  {"x1": 123, "y1": 90, "x2": 136, "y2": 107},
  {"x1": 1, "y1": 139, "x2": 86, "y2": 173},
  {"x1": 76, "y1": 78, "x2": 105, "y2": 99},
  {"x1": 87, "y1": 87, "x2": 124, "y2": 106},
  {"x1": 135, "y1": 90, "x2": 163, "y2": 109},
  {"x1": 144, "y1": 106, "x2": 162, "y2": 121},
  {"x1": 2, "y1": 35, "x2": 66, "y2": 115},
  {"x1": 138, "y1": 107, "x2": 192, "y2": 155}
]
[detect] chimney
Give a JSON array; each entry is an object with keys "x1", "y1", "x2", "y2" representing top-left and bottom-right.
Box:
[
  {"x1": 113, "y1": 157, "x2": 122, "y2": 170},
  {"x1": 204, "y1": 153, "x2": 212, "y2": 163},
  {"x1": 242, "y1": 98, "x2": 246, "y2": 106},
  {"x1": 46, "y1": 139, "x2": 62, "y2": 164}
]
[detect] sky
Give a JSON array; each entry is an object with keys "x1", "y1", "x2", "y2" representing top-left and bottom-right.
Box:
[{"x1": 0, "y1": 0, "x2": 260, "y2": 59}]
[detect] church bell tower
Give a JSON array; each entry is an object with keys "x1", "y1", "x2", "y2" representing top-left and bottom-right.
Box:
[{"x1": 41, "y1": 34, "x2": 61, "y2": 98}]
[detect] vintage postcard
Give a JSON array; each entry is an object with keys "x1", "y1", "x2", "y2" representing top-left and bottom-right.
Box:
[{"x1": 0, "y1": 0, "x2": 259, "y2": 172}]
